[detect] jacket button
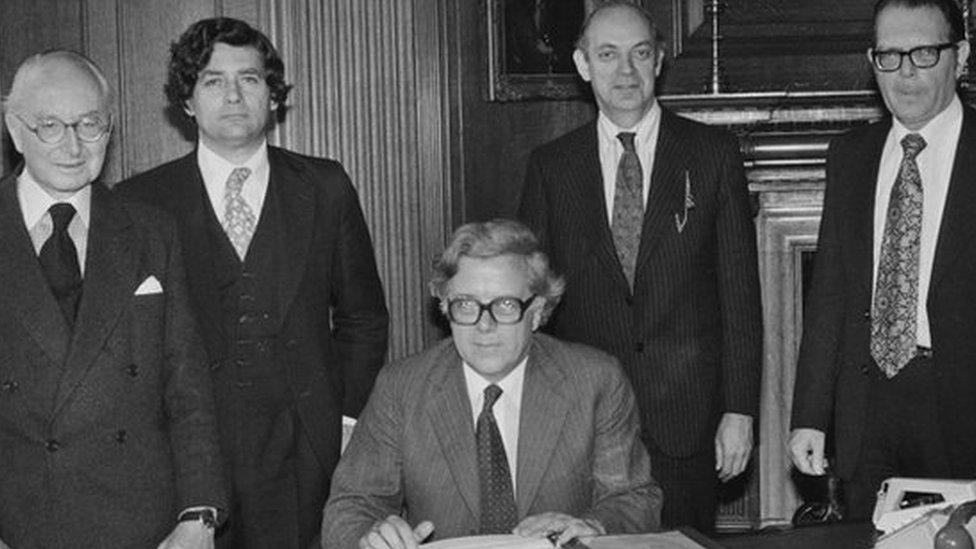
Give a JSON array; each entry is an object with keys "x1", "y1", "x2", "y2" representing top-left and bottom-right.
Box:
[
  {"x1": 635, "y1": 342, "x2": 644, "y2": 354},
  {"x1": 115, "y1": 430, "x2": 127, "y2": 443},
  {"x1": 46, "y1": 439, "x2": 60, "y2": 452},
  {"x1": 860, "y1": 364, "x2": 870, "y2": 375},
  {"x1": 1, "y1": 380, "x2": 18, "y2": 392},
  {"x1": 863, "y1": 310, "x2": 871, "y2": 322},
  {"x1": 625, "y1": 296, "x2": 634, "y2": 307},
  {"x1": 285, "y1": 339, "x2": 298, "y2": 349},
  {"x1": 126, "y1": 364, "x2": 139, "y2": 377}
]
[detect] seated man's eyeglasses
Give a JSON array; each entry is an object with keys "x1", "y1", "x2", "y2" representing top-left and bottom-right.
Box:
[
  {"x1": 870, "y1": 42, "x2": 958, "y2": 72},
  {"x1": 15, "y1": 113, "x2": 111, "y2": 144},
  {"x1": 447, "y1": 295, "x2": 537, "y2": 326}
]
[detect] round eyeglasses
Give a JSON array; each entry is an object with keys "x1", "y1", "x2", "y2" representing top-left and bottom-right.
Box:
[
  {"x1": 15, "y1": 113, "x2": 111, "y2": 144},
  {"x1": 446, "y1": 295, "x2": 537, "y2": 326},
  {"x1": 869, "y1": 42, "x2": 958, "y2": 72}
]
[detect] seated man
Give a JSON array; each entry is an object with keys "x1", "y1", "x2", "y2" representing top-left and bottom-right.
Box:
[{"x1": 322, "y1": 219, "x2": 661, "y2": 548}]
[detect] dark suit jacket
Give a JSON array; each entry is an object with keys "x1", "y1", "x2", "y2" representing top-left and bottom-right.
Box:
[
  {"x1": 518, "y1": 109, "x2": 762, "y2": 457},
  {"x1": 791, "y1": 105, "x2": 976, "y2": 480},
  {"x1": 0, "y1": 176, "x2": 225, "y2": 548},
  {"x1": 322, "y1": 334, "x2": 662, "y2": 547},
  {"x1": 118, "y1": 147, "x2": 389, "y2": 469}
]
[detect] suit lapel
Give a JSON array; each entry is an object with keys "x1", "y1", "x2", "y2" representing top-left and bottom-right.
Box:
[
  {"x1": 267, "y1": 149, "x2": 313, "y2": 327},
  {"x1": 845, "y1": 121, "x2": 889, "y2": 309},
  {"x1": 426, "y1": 345, "x2": 480, "y2": 521},
  {"x1": 54, "y1": 184, "x2": 137, "y2": 415},
  {"x1": 636, "y1": 110, "x2": 689, "y2": 273},
  {"x1": 515, "y1": 337, "x2": 570, "y2": 517},
  {"x1": 572, "y1": 124, "x2": 631, "y2": 290},
  {"x1": 173, "y1": 154, "x2": 226, "y2": 342},
  {"x1": 0, "y1": 173, "x2": 71, "y2": 367},
  {"x1": 930, "y1": 107, "x2": 976, "y2": 297}
]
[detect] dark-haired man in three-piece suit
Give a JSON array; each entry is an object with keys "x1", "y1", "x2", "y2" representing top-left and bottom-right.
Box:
[
  {"x1": 518, "y1": 1, "x2": 762, "y2": 535},
  {"x1": 118, "y1": 17, "x2": 388, "y2": 549}
]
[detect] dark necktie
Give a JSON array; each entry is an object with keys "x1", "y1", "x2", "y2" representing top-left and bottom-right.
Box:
[
  {"x1": 611, "y1": 132, "x2": 644, "y2": 288},
  {"x1": 477, "y1": 384, "x2": 517, "y2": 534},
  {"x1": 871, "y1": 133, "x2": 926, "y2": 378},
  {"x1": 39, "y1": 203, "x2": 82, "y2": 328}
]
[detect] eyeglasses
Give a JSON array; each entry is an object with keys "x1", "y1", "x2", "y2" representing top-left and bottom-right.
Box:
[
  {"x1": 869, "y1": 42, "x2": 958, "y2": 72},
  {"x1": 14, "y1": 113, "x2": 111, "y2": 144},
  {"x1": 446, "y1": 295, "x2": 537, "y2": 326}
]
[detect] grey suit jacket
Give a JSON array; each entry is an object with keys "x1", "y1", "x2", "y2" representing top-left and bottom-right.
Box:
[
  {"x1": 0, "y1": 175, "x2": 225, "y2": 547},
  {"x1": 322, "y1": 333, "x2": 661, "y2": 547}
]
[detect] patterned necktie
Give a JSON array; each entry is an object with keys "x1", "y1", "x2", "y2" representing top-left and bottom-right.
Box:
[
  {"x1": 871, "y1": 133, "x2": 926, "y2": 378},
  {"x1": 222, "y1": 167, "x2": 255, "y2": 260},
  {"x1": 477, "y1": 384, "x2": 517, "y2": 534},
  {"x1": 611, "y1": 132, "x2": 644, "y2": 288},
  {"x1": 39, "y1": 203, "x2": 82, "y2": 329}
]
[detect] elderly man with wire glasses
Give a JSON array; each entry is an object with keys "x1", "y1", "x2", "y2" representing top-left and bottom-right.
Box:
[
  {"x1": 0, "y1": 50, "x2": 226, "y2": 548},
  {"x1": 322, "y1": 219, "x2": 661, "y2": 549},
  {"x1": 789, "y1": 0, "x2": 976, "y2": 520}
]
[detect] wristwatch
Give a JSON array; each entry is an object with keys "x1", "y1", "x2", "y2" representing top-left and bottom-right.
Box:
[{"x1": 178, "y1": 508, "x2": 218, "y2": 529}]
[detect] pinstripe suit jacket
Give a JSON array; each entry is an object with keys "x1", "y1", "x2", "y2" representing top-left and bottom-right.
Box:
[
  {"x1": 518, "y1": 109, "x2": 762, "y2": 457},
  {"x1": 321, "y1": 334, "x2": 661, "y2": 547},
  {"x1": 791, "y1": 107, "x2": 976, "y2": 480}
]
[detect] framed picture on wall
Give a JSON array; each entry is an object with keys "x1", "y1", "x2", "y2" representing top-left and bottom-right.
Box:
[{"x1": 486, "y1": 0, "x2": 598, "y2": 101}]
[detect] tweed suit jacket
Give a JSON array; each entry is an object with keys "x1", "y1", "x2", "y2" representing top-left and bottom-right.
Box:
[
  {"x1": 0, "y1": 175, "x2": 225, "y2": 548},
  {"x1": 118, "y1": 146, "x2": 389, "y2": 468},
  {"x1": 791, "y1": 105, "x2": 976, "y2": 480},
  {"x1": 518, "y1": 109, "x2": 763, "y2": 457},
  {"x1": 321, "y1": 333, "x2": 662, "y2": 547}
]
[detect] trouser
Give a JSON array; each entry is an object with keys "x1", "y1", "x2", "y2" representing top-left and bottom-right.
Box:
[{"x1": 844, "y1": 352, "x2": 950, "y2": 520}]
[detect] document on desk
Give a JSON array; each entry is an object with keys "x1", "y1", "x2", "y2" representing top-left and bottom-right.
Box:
[{"x1": 423, "y1": 531, "x2": 710, "y2": 549}]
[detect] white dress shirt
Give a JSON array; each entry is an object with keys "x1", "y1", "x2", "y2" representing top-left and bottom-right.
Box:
[
  {"x1": 197, "y1": 139, "x2": 270, "y2": 223},
  {"x1": 18, "y1": 171, "x2": 91, "y2": 275},
  {"x1": 872, "y1": 95, "x2": 962, "y2": 348},
  {"x1": 597, "y1": 101, "x2": 662, "y2": 222},
  {"x1": 463, "y1": 358, "x2": 527, "y2": 494}
]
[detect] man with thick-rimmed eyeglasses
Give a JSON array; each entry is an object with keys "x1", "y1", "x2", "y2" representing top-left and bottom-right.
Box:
[
  {"x1": 0, "y1": 50, "x2": 226, "y2": 548},
  {"x1": 322, "y1": 219, "x2": 661, "y2": 549},
  {"x1": 790, "y1": 0, "x2": 976, "y2": 520}
]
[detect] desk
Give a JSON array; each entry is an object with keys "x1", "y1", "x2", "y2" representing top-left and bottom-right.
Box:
[{"x1": 719, "y1": 523, "x2": 876, "y2": 549}]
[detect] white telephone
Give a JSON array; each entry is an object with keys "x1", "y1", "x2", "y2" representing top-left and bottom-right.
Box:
[{"x1": 873, "y1": 478, "x2": 976, "y2": 549}]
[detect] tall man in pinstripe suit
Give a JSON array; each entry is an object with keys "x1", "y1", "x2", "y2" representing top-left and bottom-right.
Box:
[{"x1": 518, "y1": 1, "x2": 762, "y2": 534}]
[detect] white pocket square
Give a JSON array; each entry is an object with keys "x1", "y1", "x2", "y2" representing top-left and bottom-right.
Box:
[{"x1": 134, "y1": 275, "x2": 163, "y2": 295}]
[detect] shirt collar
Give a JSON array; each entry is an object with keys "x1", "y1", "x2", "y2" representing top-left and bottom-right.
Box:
[
  {"x1": 462, "y1": 356, "x2": 528, "y2": 405},
  {"x1": 17, "y1": 170, "x2": 91, "y2": 230},
  {"x1": 891, "y1": 94, "x2": 962, "y2": 148},
  {"x1": 196, "y1": 139, "x2": 269, "y2": 187},
  {"x1": 597, "y1": 100, "x2": 661, "y2": 150}
]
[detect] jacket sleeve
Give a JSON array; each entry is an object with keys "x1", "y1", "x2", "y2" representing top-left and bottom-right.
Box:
[
  {"x1": 321, "y1": 367, "x2": 404, "y2": 548},
  {"x1": 790, "y1": 138, "x2": 849, "y2": 431},
  {"x1": 161, "y1": 216, "x2": 228, "y2": 514},
  {"x1": 714, "y1": 133, "x2": 763, "y2": 418},
  {"x1": 328, "y1": 166, "x2": 390, "y2": 418},
  {"x1": 580, "y1": 364, "x2": 663, "y2": 533}
]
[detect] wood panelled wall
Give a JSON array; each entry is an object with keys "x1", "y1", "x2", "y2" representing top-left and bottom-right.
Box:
[{"x1": 0, "y1": 0, "x2": 460, "y2": 362}]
